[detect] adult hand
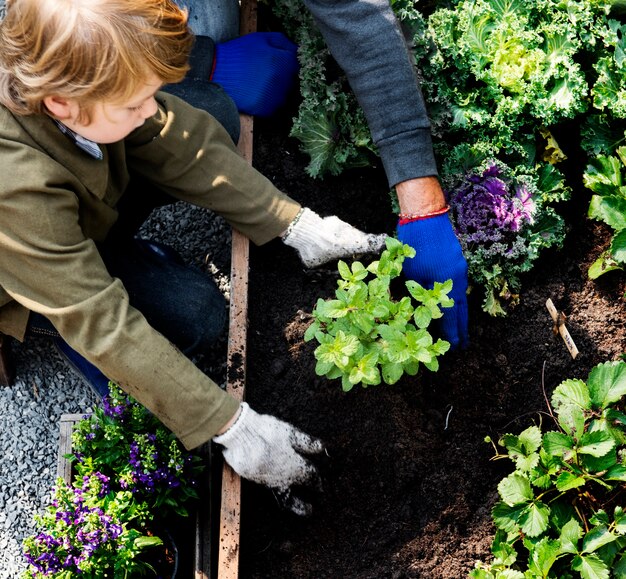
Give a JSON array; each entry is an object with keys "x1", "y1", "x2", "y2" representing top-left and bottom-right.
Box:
[
  {"x1": 281, "y1": 207, "x2": 387, "y2": 267},
  {"x1": 213, "y1": 402, "x2": 324, "y2": 516},
  {"x1": 395, "y1": 177, "x2": 469, "y2": 349},
  {"x1": 397, "y1": 213, "x2": 469, "y2": 349},
  {"x1": 211, "y1": 32, "x2": 299, "y2": 117}
]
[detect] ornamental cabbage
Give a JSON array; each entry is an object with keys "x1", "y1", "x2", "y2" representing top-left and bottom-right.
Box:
[{"x1": 447, "y1": 160, "x2": 569, "y2": 316}]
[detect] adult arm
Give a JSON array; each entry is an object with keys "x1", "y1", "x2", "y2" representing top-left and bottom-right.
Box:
[{"x1": 302, "y1": 0, "x2": 468, "y2": 347}]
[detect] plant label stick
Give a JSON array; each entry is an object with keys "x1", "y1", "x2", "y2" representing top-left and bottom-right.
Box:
[{"x1": 545, "y1": 298, "x2": 579, "y2": 359}]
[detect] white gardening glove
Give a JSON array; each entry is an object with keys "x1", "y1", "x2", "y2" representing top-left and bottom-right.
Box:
[
  {"x1": 282, "y1": 207, "x2": 387, "y2": 267},
  {"x1": 213, "y1": 402, "x2": 324, "y2": 516}
]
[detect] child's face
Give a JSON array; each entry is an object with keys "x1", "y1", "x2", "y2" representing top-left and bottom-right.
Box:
[{"x1": 61, "y1": 77, "x2": 163, "y2": 144}]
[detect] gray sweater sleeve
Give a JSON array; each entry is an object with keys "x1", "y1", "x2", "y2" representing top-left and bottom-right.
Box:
[{"x1": 302, "y1": 0, "x2": 438, "y2": 187}]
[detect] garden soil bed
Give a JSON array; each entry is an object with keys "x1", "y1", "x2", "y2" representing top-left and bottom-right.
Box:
[{"x1": 230, "y1": 110, "x2": 626, "y2": 579}]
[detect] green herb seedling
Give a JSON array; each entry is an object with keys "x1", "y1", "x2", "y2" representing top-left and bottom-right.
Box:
[{"x1": 304, "y1": 237, "x2": 452, "y2": 391}]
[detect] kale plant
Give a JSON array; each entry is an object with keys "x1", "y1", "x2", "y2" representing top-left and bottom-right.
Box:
[
  {"x1": 268, "y1": 0, "x2": 376, "y2": 178},
  {"x1": 471, "y1": 360, "x2": 626, "y2": 579},
  {"x1": 304, "y1": 237, "x2": 451, "y2": 391},
  {"x1": 446, "y1": 158, "x2": 570, "y2": 316},
  {"x1": 582, "y1": 145, "x2": 626, "y2": 281}
]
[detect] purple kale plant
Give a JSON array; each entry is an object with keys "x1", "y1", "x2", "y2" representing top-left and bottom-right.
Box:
[{"x1": 448, "y1": 161, "x2": 568, "y2": 315}]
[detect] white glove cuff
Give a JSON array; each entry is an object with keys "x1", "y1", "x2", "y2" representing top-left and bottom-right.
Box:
[
  {"x1": 213, "y1": 402, "x2": 250, "y2": 446},
  {"x1": 281, "y1": 207, "x2": 322, "y2": 250},
  {"x1": 281, "y1": 207, "x2": 326, "y2": 267}
]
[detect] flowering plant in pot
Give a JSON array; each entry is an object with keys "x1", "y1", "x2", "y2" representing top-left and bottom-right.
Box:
[{"x1": 21, "y1": 384, "x2": 205, "y2": 578}]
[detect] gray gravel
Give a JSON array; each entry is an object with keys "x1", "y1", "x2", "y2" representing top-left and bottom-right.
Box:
[{"x1": 0, "y1": 204, "x2": 232, "y2": 577}]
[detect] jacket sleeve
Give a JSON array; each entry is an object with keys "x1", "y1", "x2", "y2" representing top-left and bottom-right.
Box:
[
  {"x1": 302, "y1": 0, "x2": 438, "y2": 187},
  {"x1": 125, "y1": 92, "x2": 301, "y2": 245},
  {"x1": 0, "y1": 141, "x2": 239, "y2": 450}
]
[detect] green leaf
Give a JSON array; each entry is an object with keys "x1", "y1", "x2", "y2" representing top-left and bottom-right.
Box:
[
  {"x1": 491, "y1": 529, "x2": 518, "y2": 566},
  {"x1": 611, "y1": 228, "x2": 626, "y2": 265},
  {"x1": 584, "y1": 154, "x2": 625, "y2": 197},
  {"x1": 557, "y1": 404, "x2": 586, "y2": 440},
  {"x1": 560, "y1": 518, "x2": 582, "y2": 554},
  {"x1": 555, "y1": 471, "x2": 586, "y2": 492},
  {"x1": 500, "y1": 426, "x2": 541, "y2": 472},
  {"x1": 588, "y1": 360, "x2": 626, "y2": 408},
  {"x1": 552, "y1": 379, "x2": 591, "y2": 411},
  {"x1": 582, "y1": 525, "x2": 618, "y2": 554},
  {"x1": 519, "y1": 502, "x2": 550, "y2": 537},
  {"x1": 492, "y1": 501, "x2": 526, "y2": 533},
  {"x1": 527, "y1": 537, "x2": 560, "y2": 577},
  {"x1": 615, "y1": 507, "x2": 626, "y2": 535},
  {"x1": 381, "y1": 362, "x2": 404, "y2": 385},
  {"x1": 134, "y1": 535, "x2": 164, "y2": 549},
  {"x1": 543, "y1": 431, "x2": 574, "y2": 458},
  {"x1": 413, "y1": 304, "x2": 433, "y2": 328},
  {"x1": 613, "y1": 552, "x2": 626, "y2": 578},
  {"x1": 610, "y1": 465, "x2": 626, "y2": 486},
  {"x1": 589, "y1": 250, "x2": 623, "y2": 279},
  {"x1": 578, "y1": 430, "x2": 615, "y2": 458},
  {"x1": 588, "y1": 194, "x2": 626, "y2": 232},
  {"x1": 571, "y1": 553, "x2": 610, "y2": 579},
  {"x1": 498, "y1": 473, "x2": 532, "y2": 506}
]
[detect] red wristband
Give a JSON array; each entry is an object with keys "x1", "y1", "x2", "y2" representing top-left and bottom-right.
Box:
[{"x1": 398, "y1": 205, "x2": 449, "y2": 226}]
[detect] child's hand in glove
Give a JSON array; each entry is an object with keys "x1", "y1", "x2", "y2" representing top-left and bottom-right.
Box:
[
  {"x1": 282, "y1": 207, "x2": 387, "y2": 268},
  {"x1": 213, "y1": 402, "x2": 324, "y2": 516}
]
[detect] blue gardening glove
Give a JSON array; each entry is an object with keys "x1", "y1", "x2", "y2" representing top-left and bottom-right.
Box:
[
  {"x1": 210, "y1": 32, "x2": 299, "y2": 117},
  {"x1": 397, "y1": 213, "x2": 469, "y2": 349}
]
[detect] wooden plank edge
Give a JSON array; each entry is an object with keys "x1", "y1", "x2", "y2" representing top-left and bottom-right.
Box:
[
  {"x1": 213, "y1": 3, "x2": 258, "y2": 577},
  {"x1": 216, "y1": 113, "x2": 252, "y2": 579},
  {"x1": 0, "y1": 333, "x2": 15, "y2": 386},
  {"x1": 56, "y1": 413, "x2": 86, "y2": 484}
]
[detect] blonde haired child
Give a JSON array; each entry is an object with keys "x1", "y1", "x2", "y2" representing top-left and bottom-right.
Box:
[{"x1": 0, "y1": 0, "x2": 385, "y2": 514}]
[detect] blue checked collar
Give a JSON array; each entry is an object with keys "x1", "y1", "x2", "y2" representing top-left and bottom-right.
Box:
[{"x1": 53, "y1": 119, "x2": 103, "y2": 160}]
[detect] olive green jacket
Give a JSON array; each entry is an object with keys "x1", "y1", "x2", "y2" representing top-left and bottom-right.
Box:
[{"x1": 0, "y1": 92, "x2": 300, "y2": 449}]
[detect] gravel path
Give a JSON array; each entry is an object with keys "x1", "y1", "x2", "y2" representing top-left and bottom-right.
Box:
[{"x1": 0, "y1": 204, "x2": 232, "y2": 577}]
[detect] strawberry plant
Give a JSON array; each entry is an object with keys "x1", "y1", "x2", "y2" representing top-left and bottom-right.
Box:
[
  {"x1": 583, "y1": 145, "x2": 626, "y2": 282},
  {"x1": 304, "y1": 237, "x2": 452, "y2": 391},
  {"x1": 471, "y1": 360, "x2": 626, "y2": 579}
]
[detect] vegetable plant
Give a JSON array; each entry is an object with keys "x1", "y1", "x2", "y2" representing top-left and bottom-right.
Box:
[
  {"x1": 582, "y1": 145, "x2": 626, "y2": 281},
  {"x1": 471, "y1": 360, "x2": 626, "y2": 578},
  {"x1": 446, "y1": 158, "x2": 570, "y2": 316},
  {"x1": 304, "y1": 237, "x2": 452, "y2": 391}
]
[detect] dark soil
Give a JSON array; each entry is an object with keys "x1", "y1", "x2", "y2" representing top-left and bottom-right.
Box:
[{"x1": 234, "y1": 111, "x2": 626, "y2": 579}]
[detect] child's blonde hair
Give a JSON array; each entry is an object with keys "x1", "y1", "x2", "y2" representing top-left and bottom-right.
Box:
[{"x1": 0, "y1": 0, "x2": 193, "y2": 122}]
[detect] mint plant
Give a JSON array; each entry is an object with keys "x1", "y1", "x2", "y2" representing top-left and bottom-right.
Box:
[
  {"x1": 471, "y1": 360, "x2": 626, "y2": 579},
  {"x1": 304, "y1": 237, "x2": 452, "y2": 391}
]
